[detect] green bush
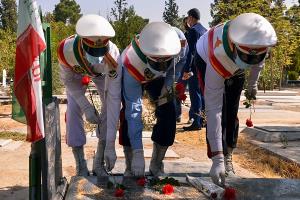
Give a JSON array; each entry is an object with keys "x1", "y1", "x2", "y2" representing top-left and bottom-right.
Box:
[{"x1": 288, "y1": 71, "x2": 299, "y2": 80}]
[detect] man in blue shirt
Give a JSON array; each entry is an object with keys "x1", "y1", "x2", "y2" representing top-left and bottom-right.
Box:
[{"x1": 182, "y1": 8, "x2": 207, "y2": 131}]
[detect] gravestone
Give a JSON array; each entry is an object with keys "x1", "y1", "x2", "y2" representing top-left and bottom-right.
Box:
[
  {"x1": 243, "y1": 126, "x2": 300, "y2": 142},
  {"x1": 44, "y1": 97, "x2": 68, "y2": 200}
]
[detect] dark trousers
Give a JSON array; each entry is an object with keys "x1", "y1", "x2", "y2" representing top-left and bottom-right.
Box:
[
  {"x1": 222, "y1": 71, "x2": 245, "y2": 155},
  {"x1": 119, "y1": 78, "x2": 176, "y2": 147},
  {"x1": 188, "y1": 65, "x2": 204, "y2": 126}
]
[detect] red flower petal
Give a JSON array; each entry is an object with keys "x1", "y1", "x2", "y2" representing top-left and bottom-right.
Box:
[
  {"x1": 137, "y1": 177, "x2": 146, "y2": 186},
  {"x1": 115, "y1": 188, "x2": 124, "y2": 197},
  {"x1": 162, "y1": 184, "x2": 174, "y2": 195},
  {"x1": 179, "y1": 94, "x2": 187, "y2": 101},
  {"x1": 223, "y1": 187, "x2": 236, "y2": 200},
  {"x1": 246, "y1": 119, "x2": 253, "y2": 127},
  {"x1": 176, "y1": 83, "x2": 185, "y2": 94},
  {"x1": 81, "y1": 75, "x2": 91, "y2": 85}
]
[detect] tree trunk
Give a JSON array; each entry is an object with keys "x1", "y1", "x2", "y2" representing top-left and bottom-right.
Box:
[{"x1": 270, "y1": 54, "x2": 274, "y2": 91}]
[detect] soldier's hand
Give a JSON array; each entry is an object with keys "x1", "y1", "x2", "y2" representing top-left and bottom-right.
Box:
[
  {"x1": 245, "y1": 87, "x2": 257, "y2": 100},
  {"x1": 104, "y1": 142, "x2": 117, "y2": 171},
  {"x1": 182, "y1": 72, "x2": 193, "y2": 80},
  {"x1": 131, "y1": 149, "x2": 145, "y2": 177},
  {"x1": 209, "y1": 154, "x2": 225, "y2": 186}
]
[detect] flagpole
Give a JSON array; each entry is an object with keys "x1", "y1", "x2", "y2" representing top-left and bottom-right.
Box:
[
  {"x1": 13, "y1": 0, "x2": 47, "y2": 199},
  {"x1": 29, "y1": 142, "x2": 42, "y2": 200}
]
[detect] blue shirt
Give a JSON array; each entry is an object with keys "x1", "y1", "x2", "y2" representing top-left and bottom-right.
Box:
[{"x1": 183, "y1": 23, "x2": 207, "y2": 72}]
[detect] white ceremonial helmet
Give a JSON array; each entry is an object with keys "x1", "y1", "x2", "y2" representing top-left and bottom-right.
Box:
[
  {"x1": 76, "y1": 14, "x2": 115, "y2": 41},
  {"x1": 138, "y1": 22, "x2": 181, "y2": 72},
  {"x1": 228, "y1": 13, "x2": 277, "y2": 48},
  {"x1": 139, "y1": 22, "x2": 181, "y2": 59},
  {"x1": 228, "y1": 13, "x2": 277, "y2": 69}
]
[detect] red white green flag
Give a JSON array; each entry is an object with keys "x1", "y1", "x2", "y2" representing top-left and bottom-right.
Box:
[{"x1": 13, "y1": 0, "x2": 46, "y2": 142}]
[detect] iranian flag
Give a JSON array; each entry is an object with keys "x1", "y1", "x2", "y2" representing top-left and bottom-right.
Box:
[{"x1": 14, "y1": 0, "x2": 46, "y2": 142}]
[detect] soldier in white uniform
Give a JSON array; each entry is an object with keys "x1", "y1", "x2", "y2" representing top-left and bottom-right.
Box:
[
  {"x1": 196, "y1": 13, "x2": 277, "y2": 185},
  {"x1": 119, "y1": 22, "x2": 187, "y2": 177},
  {"x1": 58, "y1": 14, "x2": 121, "y2": 176}
]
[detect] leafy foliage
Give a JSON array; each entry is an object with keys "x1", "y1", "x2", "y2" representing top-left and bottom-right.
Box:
[
  {"x1": 286, "y1": 2, "x2": 300, "y2": 73},
  {"x1": 287, "y1": 71, "x2": 299, "y2": 80},
  {"x1": 49, "y1": 21, "x2": 75, "y2": 94},
  {"x1": 163, "y1": 0, "x2": 179, "y2": 26},
  {"x1": 110, "y1": 1, "x2": 148, "y2": 50},
  {"x1": 0, "y1": 0, "x2": 17, "y2": 31},
  {"x1": 110, "y1": 0, "x2": 128, "y2": 21},
  {"x1": 0, "y1": 28, "x2": 16, "y2": 79},
  {"x1": 53, "y1": 0, "x2": 81, "y2": 25}
]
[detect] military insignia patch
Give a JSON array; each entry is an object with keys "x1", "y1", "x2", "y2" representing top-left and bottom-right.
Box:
[
  {"x1": 249, "y1": 49, "x2": 258, "y2": 55},
  {"x1": 144, "y1": 68, "x2": 155, "y2": 80},
  {"x1": 108, "y1": 70, "x2": 118, "y2": 79},
  {"x1": 73, "y1": 65, "x2": 86, "y2": 74}
]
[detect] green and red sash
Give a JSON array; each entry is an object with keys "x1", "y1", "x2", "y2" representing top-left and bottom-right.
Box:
[
  {"x1": 208, "y1": 22, "x2": 239, "y2": 78},
  {"x1": 57, "y1": 35, "x2": 118, "y2": 76},
  {"x1": 123, "y1": 36, "x2": 163, "y2": 83}
]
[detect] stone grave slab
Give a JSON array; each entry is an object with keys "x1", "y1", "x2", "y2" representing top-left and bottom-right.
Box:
[
  {"x1": 227, "y1": 178, "x2": 300, "y2": 200},
  {"x1": 242, "y1": 126, "x2": 300, "y2": 142},
  {"x1": 249, "y1": 140, "x2": 300, "y2": 166},
  {"x1": 186, "y1": 176, "x2": 300, "y2": 200},
  {"x1": 65, "y1": 175, "x2": 206, "y2": 200}
]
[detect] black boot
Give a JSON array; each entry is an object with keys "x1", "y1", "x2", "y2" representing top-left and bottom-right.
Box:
[{"x1": 183, "y1": 122, "x2": 201, "y2": 131}]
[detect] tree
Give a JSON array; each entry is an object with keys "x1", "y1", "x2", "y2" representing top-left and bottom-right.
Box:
[
  {"x1": 0, "y1": 0, "x2": 17, "y2": 31},
  {"x1": 264, "y1": 0, "x2": 298, "y2": 89},
  {"x1": 110, "y1": 2, "x2": 148, "y2": 50},
  {"x1": 44, "y1": 12, "x2": 55, "y2": 23},
  {"x1": 50, "y1": 21, "x2": 75, "y2": 93},
  {"x1": 111, "y1": 6, "x2": 148, "y2": 50},
  {"x1": 162, "y1": 0, "x2": 179, "y2": 26},
  {"x1": 286, "y1": 1, "x2": 300, "y2": 73},
  {"x1": 210, "y1": 0, "x2": 272, "y2": 26},
  {"x1": 111, "y1": 0, "x2": 128, "y2": 21},
  {"x1": 53, "y1": 0, "x2": 81, "y2": 25},
  {"x1": 0, "y1": 28, "x2": 16, "y2": 78}
]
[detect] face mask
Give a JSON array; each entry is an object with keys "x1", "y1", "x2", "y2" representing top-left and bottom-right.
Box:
[
  {"x1": 86, "y1": 53, "x2": 105, "y2": 75},
  {"x1": 86, "y1": 53, "x2": 102, "y2": 65},
  {"x1": 146, "y1": 57, "x2": 173, "y2": 72},
  {"x1": 234, "y1": 55, "x2": 253, "y2": 70}
]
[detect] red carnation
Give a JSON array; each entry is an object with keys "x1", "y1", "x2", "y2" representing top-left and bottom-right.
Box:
[
  {"x1": 162, "y1": 184, "x2": 174, "y2": 195},
  {"x1": 178, "y1": 94, "x2": 187, "y2": 101},
  {"x1": 246, "y1": 118, "x2": 253, "y2": 127},
  {"x1": 115, "y1": 188, "x2": 124, "y2": 197},
  {"x1": 223, "y1": 187, "x2": 236, "y2": 200},
  {"x1": 137, "y1": 177, "x2": 146, "y2": 187},
  {"x1": 176, "y1": 82, "x2": 185, "y2": 93},
  {"x1": 176, "y1": 83, "x2": 186, "y2": 101},
  {"x1": 81, "y1": 75, "x2": 91, "y2": 85}
]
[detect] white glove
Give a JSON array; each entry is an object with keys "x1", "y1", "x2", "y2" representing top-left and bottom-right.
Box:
[
  {"x1": 131, "y1": 149, "x2": 145, "y2": 177},
  {"x1": 104, "y1": 142, "x2": 117, "y2": 171},
  {"x1": 209, "y1": 154, "x2": 226, "y2": 186},
  {"x1": 84, "y1": 105, "x2": 101, "y2": 124}
]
